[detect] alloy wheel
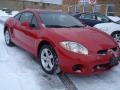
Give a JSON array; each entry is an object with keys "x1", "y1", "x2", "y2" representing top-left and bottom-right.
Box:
[
  {"x1": 5, "y1": 30, "x2": 10, "y2": 45},
  {"x1": 41, "y1": 48, "x2": 55, "y2": 71}
]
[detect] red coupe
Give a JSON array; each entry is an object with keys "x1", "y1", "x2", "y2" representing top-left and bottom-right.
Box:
[{"x1": 4, "y1": 9, "x2": 120, "y2": 75}]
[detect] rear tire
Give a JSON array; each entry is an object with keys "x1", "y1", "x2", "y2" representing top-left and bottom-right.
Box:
[
  {"x1": 39, "y1": 44, "x2": 61, "y2": 74},
  {"x1": 4, "y1": 29, "x2": 14, "y2": 46}
]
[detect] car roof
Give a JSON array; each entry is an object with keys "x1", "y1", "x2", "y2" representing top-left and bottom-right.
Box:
[{"x1": 74, "y1": 12, "x2": 103, "y2": 16}]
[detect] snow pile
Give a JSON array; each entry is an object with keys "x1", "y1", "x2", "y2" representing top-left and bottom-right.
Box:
[{"x1": 0, "y1": 10, "x2": 18, "y2": 23}]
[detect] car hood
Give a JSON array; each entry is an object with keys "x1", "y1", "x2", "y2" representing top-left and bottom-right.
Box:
[
  {"x1": 49, "y1": 27, "x2": 117, "y2": 53},
  {"x1": 94, "y1": 22, "x2": 120, "y2": 35},
  {"x1": 108, "y1": 16, "x2": 120, "y2": 22}
]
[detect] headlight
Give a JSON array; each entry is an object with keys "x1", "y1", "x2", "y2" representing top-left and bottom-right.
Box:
[{"x1": 60, "y1": 41, "x2": 88, "y2": 55}]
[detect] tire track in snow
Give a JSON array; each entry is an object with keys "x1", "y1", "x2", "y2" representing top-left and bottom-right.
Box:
[{"x1": 58, "y1": 73, "x2": 78, "y2": 90}]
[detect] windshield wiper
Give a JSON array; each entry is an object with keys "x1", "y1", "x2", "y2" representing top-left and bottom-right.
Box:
[
  {"x1": 46, "y1": 25, "x2": 84, "y2": 28},
  {"x1": 46, "y1": 25, "x2": 69, "y2": 28},
  {"x1": 68, "y1": 25, "x2": 84, "y2": 28}
]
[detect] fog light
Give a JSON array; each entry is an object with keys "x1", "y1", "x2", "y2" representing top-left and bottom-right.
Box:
[
  {"x1": 96, "y1": 66, "x2": 101, "y2": 69},
  {"x1": 72, "y1": 64, "x2": 83, "y2": 72}
]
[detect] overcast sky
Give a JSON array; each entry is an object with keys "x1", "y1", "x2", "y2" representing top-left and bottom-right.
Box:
[{"x1": 25, "y1": 0, "x2": 63, "y2": 5}]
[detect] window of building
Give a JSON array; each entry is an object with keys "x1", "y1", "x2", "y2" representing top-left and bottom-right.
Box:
[
  {"x1": 75, "y1": 5, "x2": 80, "y2": 13},
  {"x1": 93, "y1": 5, "x2": 101, "y2": 13},
  {"x1": 83, "y1": 3, "x2": 90, "y2": 12},
  {"x1": 106, "y1": 4, "x2": 116, "y2": 16},
  {"x1": 79, "y1": 0, "x2": 89, "y2": 3},
  {"x1": 68, "y1": 5, "x2": 75, "y2": 14}
]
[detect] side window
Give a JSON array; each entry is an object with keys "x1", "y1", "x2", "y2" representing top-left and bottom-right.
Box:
[
  {"x1": 81, "y1": 14, "x2": 93, "y2": 19},
  {"x1": 14, "y1": 13, "x2": 21, "y2": 20},
  {"x1": 20, "y1": 12, "x2": 33, "y2": 23},
  {"x1": 97, "y1": 16, "x2": 102, "y2": 21},
  {"x1": 31, "y1": 16, "x2": 39, "y2": 29},
  {"x1": 80, "y1": 14, "x2": 85, "y2": 19},
  {"x1": 96, "y1": 15, "x2": 109, "y2": 22}
]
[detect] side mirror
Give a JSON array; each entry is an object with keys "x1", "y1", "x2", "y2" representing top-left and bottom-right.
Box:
[{"x1": 21, "y1": 21, "x2": 30, "y2": 27}]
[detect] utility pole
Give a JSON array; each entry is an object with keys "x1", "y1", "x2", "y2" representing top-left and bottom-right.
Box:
[{"x1": 83, "y1": 0, "x2": 85, "y2": 13}]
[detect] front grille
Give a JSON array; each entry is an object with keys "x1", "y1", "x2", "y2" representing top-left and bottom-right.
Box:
[{"x1": 97, "y1": 47, "x2": 117, "y2": 55}]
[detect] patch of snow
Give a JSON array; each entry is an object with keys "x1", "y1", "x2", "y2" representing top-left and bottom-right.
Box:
[
  {"x1": 0, "y1": 10, "x2": 18, "y2": 23},
  {"x1": 108, "y1": 16, "x2": 120, "y2": 22},
  {"x1": 0, "y1": 23, "x2": 65, "y2": 90},
  {"x1": 25, "y1": 0, "x2": 63, "y2": 5}
]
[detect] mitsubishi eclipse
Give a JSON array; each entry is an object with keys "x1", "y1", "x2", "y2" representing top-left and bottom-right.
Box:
[{"x1": 4, "y1": 9, "x2": 120, "y2": 75}]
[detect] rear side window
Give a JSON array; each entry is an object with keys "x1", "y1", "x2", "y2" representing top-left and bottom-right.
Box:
[
  {"x1": 80, "y1": 14, "x2": 95, "y2": 20},
  {"x1": 20, "y1": 12, "x2": 33, "y2": 23},
  {"x1": 14, "y1": 13, "x2": 21, "y2": 20},
  {"x1": 31, "y1": 16, "x2": 39, "y2": 29}
]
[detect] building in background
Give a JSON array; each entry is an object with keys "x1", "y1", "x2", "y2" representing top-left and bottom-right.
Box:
[
  {"x1": 0, "y1": 0, "x2": 120, "y2": 16},
  {"x1": 62, "y1": 0, "x2": 120, "y2": 16},
  {"x1": 0, "y1": 0, "x2": 62, "y2": 10}
]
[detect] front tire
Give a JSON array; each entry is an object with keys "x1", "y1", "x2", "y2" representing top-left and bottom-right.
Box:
[
  {"x1": 112, "y1": 32, "x2": 120, "y2": 44},
  {"x1": 4, "y1": 29, "x2": 14, "y2": 46},
  {"x1": 39, "y1": 44, "x2": 60, "y2": 74}
]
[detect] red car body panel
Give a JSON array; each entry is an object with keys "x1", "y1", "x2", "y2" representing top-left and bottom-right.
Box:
[{"x1": 4, "y1": 9, "x2": 120, "y2": 75}]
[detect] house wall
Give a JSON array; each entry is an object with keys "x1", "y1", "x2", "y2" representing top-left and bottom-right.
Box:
[
  {"x1": 0, "y1": 0, "x2": 61, "y2": 11},
  {"x1": 97, "y1": 0, "x2": 120, "y2": 15},
  {"x1": 62, "y1": 0, "x2": 120, "y2": 16}
]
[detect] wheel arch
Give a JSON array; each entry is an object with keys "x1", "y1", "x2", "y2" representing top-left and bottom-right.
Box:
[
  {"x1": 4, "y1": 25, "x2": 8, "y2": 34},
  {"x1": 111, "y1": 31, "x2": 120, "y2": 36},
  {"x1": 37, "y1": 40, "x2": 56, "y2": 58}
]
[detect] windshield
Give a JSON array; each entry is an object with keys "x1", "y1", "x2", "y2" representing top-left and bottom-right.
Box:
[
  {"x1": 97, "y1": 14, "x2": 111, "y2": 22},
  {"x1": 39, "y1": 12, "x2": 84, "y2": 28}
]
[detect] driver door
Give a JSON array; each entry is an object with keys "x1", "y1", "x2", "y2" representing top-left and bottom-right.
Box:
[{"x1": 14, "y1": 11, "x2": 38, "y2": 54}]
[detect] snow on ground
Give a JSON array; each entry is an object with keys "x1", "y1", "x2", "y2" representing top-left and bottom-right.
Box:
[
  {"x1": 0, "y1": 24, "x2": 65, "y2": 90},
  {"x1": 0, "y1": 15, "x2": 120, "y2": 90}
]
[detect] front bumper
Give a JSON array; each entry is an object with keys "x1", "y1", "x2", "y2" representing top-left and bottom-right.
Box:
[{"x1": 55, "y1": 46, "x2": 120, "y2": 75}]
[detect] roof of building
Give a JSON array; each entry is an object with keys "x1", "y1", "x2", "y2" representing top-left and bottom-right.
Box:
[
  {"x1": 23, "y1": 0, "x2": 63, "y2": 5},
  {"x1": 21, "y1": 8, "x2": 62, "y2": 13}
]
